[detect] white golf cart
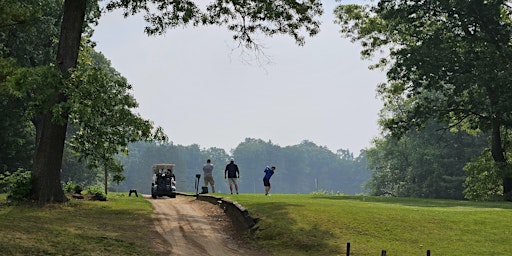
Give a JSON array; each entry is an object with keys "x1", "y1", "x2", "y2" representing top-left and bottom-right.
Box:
[{"x1": 151, "y1": 164, "x2": 177, "y2": 199}]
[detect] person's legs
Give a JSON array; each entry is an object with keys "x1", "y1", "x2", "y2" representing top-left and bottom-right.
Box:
[
  {"x1": 210, "y1": 177, "x2": 215, "y2": 193},
  {"x1": 228, "y1": 178, "x2": 234, "y2": 194},
  {"x1": 231, "y1": 178, "x2": 238, "y2": 194},
  {"x1": 263, "y1": 179, "x2": 271, "y2": 195}
]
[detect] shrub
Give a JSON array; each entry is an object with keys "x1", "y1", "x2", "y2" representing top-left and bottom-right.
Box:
[
  {"x1": 85, "y1": 185, "x2": 107, "y2": 201},
  {"x1": 464, "y1": 151, "x2": 503, "y2": 201},
  {"x1": 0, "y1": 168, "x2": 32, "y2": 201},
  {"x1": 63, "y1": 181, "x2": 83, "y2": 194}
]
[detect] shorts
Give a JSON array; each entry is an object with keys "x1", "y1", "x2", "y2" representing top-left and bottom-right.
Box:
[
  {"x1": 204, "y1": 176, "x2": 214, "y2": 186},
  {"x1": 228, "y1": 178, "x2": 238, "y2": 186},
  {"x1": 263, "y1": 178, "x2": 270, "y2": 187}
]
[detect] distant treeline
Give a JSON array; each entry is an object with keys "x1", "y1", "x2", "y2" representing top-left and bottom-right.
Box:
[{"x1": 116, "y1": 138, "x2": 370, "y2": 195}]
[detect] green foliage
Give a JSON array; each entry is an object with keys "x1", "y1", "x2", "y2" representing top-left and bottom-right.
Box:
[
  {"x1": 232, "y1": 138, "x2": 370, "y2": 195},
  {"x1": 0, "y1": 168, "x2": 32, "y2": 201},
  {"x1": 464, "y1": 150, "x2": 503, "y2": 201},
  {"x1": 85, "y1": 185, "x2": 107, "y2": 201},
  {"x1": 335, "y1": 1, "x2": 512, "y2": 198},
  {"x1": 65, "y1": 43, "x2": 166, "y2": 192},
  {"x1": 63, "y1": 181, "x2": 83, "y2": 194},
  {"x1": 61, "y1": 142, "x2": 98, "y2": 186},
  {"x1": 366, "y1": 121, "x2": 487, "y2": 199},
  {"x1": 0, "y1": 59, "x2": 35, "y2": 173},
  {"x1": 0, "y1": 0, "x2": 63, "y2": 68},
  {"x1": 118, "y1": 139, "x2": 369, "y2": 195},
  {"x1": 310, "y1": 189, "x2": 343, "y2": 196},
  {"x1": 106, "y1": 0, "x2": 323, "y2": 48}
]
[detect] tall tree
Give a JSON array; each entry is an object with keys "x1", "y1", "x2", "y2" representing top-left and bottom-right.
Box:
[
  {"x1": 335, "y1": 1, "x2": 512, "y2": 198},
  {"x1": 29, "y1": 0, "x2": 323, "y2": 203},
  {"x1": 30, "y1": 0, "x2": 87, "y2": 202}
]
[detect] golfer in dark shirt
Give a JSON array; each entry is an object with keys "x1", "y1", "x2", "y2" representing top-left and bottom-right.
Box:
[{"x1": 224, "y1": 158, "x2": 240, "y2": 194}]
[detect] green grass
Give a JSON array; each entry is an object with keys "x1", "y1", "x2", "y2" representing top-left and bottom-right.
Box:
[
  {"x1": 0, "y1": 193, "x2": 168, "y2": 256},
  {"x1": 225, "y1": 194, "x2": 512, "y2": 256},
  {"x1": 2, "y1": 193, "x2": 512, "y2": 256}
]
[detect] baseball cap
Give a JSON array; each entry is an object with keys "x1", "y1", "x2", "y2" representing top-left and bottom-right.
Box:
[{"x1": 230, "y1": 158, "x2": 234, "y2": 162}]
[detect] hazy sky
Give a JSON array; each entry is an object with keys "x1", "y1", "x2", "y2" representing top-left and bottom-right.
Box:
[{"x1": 91, "y1": 1, "x2": 385, "y2": 155}]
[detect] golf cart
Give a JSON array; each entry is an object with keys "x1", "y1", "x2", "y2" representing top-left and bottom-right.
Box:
[{"x1": 151, "y1": 164, "x2": 177, "y2": 199}]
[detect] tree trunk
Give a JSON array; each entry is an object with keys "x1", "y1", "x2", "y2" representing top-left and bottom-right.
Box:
[
  {"x1": 31, "y1": 0, "x2": 86, "y2": 203},
  {"x1": 104, "y1": 163, "x2": 108, "y2": 195},
  {"x1": 489, "y1": 121, "x2": 512, "y2": 200}
]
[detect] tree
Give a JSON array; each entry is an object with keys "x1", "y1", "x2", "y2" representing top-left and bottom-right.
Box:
[
  {"x1": 232, "y1": 138, "x2": 282, "y2": 193},
  {"x1": 67, "y1": 45, "x2": 166, "y2": 194},
  {"x1": 29, "y1": 0, "x2": 87, "y2": 202},
  {"x1": 0, "y1": 0, "x2": 64, "y2": 174},
  {"x1": 25, "y1": 0, "x2": 323, "y2": 203},
  {"x1": 335, "y1": 1, "x2": 512, "y2": 198},
  {"x1": 0, "y1": 59, "x2": 35, "y2": 174},
  {"x1": 366, "y1": 120, "x2": 487, "y2": 199}
]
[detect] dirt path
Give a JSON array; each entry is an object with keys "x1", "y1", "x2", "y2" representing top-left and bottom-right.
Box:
[{"x1": 147, "y1": 195, "x2": 265, "y2": 256}]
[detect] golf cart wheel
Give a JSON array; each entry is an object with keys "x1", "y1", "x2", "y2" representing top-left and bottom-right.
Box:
[{"x1": 151, "y1": 194, "x2": 157, "y2": 199}]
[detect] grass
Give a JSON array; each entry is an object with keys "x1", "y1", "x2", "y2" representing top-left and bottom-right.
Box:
[
  {"x1": 0, "y1": 193, "x2": 168, "y2": 256},
  {"x1": 2, "y1": 193, "x2": 512, "y2": 255},
  {"x1": 224, "y1": 194, "x2": 512, "y2": 256}
]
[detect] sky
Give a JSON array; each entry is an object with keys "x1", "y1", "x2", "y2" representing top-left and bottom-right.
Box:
[{"x1": 91, "y1": 1, "x2": 385, "y2": 155}]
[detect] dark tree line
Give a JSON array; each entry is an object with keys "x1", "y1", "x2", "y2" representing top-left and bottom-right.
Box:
[{"x1": 115, "y1": 139, "x2": 370, "y2": 195}]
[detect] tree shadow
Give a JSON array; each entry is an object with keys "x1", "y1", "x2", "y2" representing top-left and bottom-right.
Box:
[{"x1": 247, "y1": 202, "x2": 341, "y2": 255}]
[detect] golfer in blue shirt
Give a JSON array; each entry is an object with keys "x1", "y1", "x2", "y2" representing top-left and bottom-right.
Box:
[{"x1": 263, "y1": 166, "x2": 276, "y2": 196}]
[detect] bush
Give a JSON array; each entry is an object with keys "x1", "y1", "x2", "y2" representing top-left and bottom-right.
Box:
[
  {"x1": 63, "y1": 181, "x2": 83, "y2": 194},
  {"x1": 0, "y1": 168, "x2": 32, "y2": 201},
  {"x1": 85, "y1": 185, "x2": 107, "y2": 201},
  {"x1": 464, "y1": 151, "x2": 503, "y2": 201}
]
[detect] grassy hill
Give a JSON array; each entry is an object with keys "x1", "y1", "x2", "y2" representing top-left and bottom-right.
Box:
[
  {"x1": 0, "y1": 193, "x2": 169, "y2": 256},
  {"x1": 1, "y1": 193, "x2": 511, "y2": 255},
  {"x1": 227, "y1": 194, "x2": 512, "y2": 255}
]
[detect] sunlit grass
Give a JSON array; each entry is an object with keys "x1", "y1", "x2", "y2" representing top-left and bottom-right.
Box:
[{"x1": 227, "y1": 194, "x2": 512, "y2": 256}]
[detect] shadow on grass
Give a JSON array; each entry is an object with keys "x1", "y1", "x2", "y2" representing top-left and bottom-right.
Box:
[
  {"x1": 248, "y1": 202, "x2": 341, "y2": 254},
  {"x1": 312, "y1": 195, "x2": 512, "y2": 209}
]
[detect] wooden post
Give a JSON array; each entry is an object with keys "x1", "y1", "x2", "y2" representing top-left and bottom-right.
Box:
[{"x1": 346, "y1": 242, "x2": 350, "y2": 256}]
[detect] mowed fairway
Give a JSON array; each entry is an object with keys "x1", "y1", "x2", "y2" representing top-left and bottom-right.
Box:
[
  {"x1": 226, "y1": 194, "x2": 512, "y2": 256},
  {"x1": 1, "y1": 193, "x2": 512, "y2": 255}
]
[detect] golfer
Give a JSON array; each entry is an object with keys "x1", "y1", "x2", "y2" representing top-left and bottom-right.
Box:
[
  {"x1": 224, "y1": 158, "x2": 240, "y2": 194},
  {"x1": 202, "y1": 159, "x2": 215, "y2": 193},
  {"x1": 263, "y1": 166, "x2": 276, "y2": 196}
]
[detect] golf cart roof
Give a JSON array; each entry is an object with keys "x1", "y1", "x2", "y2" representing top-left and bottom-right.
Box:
[{"x1": 153, "y1": 164, "x2": 175, "y2": 170}]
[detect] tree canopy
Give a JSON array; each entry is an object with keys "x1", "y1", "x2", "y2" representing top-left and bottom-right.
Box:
[{"x1": 335, "y1": 0, "x2": 512, "y2": 198}]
